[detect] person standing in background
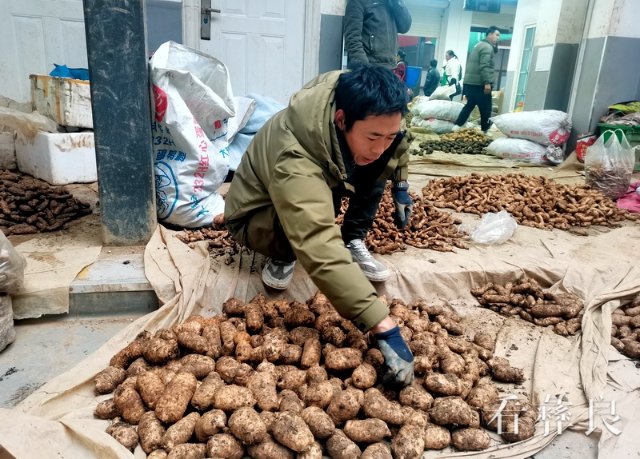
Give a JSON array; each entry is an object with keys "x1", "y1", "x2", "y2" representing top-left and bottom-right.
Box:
[
  {"x1": 423, "y1": 59, "x2": 440, "y2": 96},
  {"x1": 442, "y1": 50, "x2": 462, "y2": 100},
  {"x1": 343, "y1": 0, "x2": 412, "y2": 69},
  {"x1": 453, "y1": 26, "x2": 501, "y2": 133},
  {"x1": 392, "y1": 50, "x2": 407, "y2": 82}
]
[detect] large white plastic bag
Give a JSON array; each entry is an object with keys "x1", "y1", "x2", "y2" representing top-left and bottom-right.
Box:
[
  {"x1": 418, "y1": 100, "x2": 464, "y2": 122},
  {"x1": 410, "y1": 117, "x2": 455, "y2": 134},
  {"x1": 584, "y1": 130, "x2": 635, "y2": 200},
  {"x1": 491, "y1": 110, "x2": 571, "y2": 146},
  {"x1": 228, "y1": 93, "x2": 284, "y2": 171},
  {"x1": 0, "y1": 231, "x2": 25, "y2": 294},
  {"x1": 466, "y1": 210, "x2": 518, "y2": 245},
  {"x1": 429, "y1": 84, "x2": 456, "y2": 100},
  {"x1": 485, "y1": 138, "x2": 549, "y2": 164},
  {"x1": 150, "y1": 41, "x2": 235, "y2": 228},
  {"x1": 409, "y1": 96, "x2": 430, "y2": 116}
]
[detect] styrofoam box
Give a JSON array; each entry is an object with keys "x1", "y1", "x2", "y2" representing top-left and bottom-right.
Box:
[
  {"x1": 0, "y1": 132, "x2": 17, "y2": 170},
  {"x1": 30, "y1": 75, "x2": 93, "y2": 129},
  {"x1": 15, "y1": 132, "x2": 97, "y2": 185}
]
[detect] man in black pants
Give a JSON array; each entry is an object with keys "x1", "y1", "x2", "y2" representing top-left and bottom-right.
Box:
[{"x1": 453, "y1": 26, "x2": 501, "y2": 133}]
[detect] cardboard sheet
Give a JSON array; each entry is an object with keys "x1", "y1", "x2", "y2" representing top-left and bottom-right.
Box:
[{"x1": 9, "y1": 216, "x2": 102, "y2": 319}]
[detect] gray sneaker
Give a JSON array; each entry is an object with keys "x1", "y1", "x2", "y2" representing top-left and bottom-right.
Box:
[
  {"x1": 346, "y1": 239, "x2": 391, "y2": 282},
  {"x1": 262, "y1": 258, "x2": 296, "y2": 290}
]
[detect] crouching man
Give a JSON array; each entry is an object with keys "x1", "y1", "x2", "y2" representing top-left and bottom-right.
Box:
[{"x1": 224, "y1": 64, "x2": 415, "y2": 386}]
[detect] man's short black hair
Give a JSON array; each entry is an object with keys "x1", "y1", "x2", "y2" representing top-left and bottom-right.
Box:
[
  {"x1": 335, "y1": 64, "x2": 409, "y2": 131},
  {"x1": 430, "y1": 59, "x2": 438, "y2": 68},
  {"x1": 486, "y1": 26, "x2": 500, "y2": 36}
]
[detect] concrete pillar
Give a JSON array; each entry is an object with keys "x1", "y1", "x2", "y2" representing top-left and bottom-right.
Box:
[
  {"x1": 83, "y1": 0, "x2": 157, "y2": 245},
  {"x1": 439, "y1": 0, "x2": 473, "y2": 73},
  {"x1": 570, "y1": 0, "x2": 640, "y2": 136},
  {"x1": 517, "y1": 0, "x2": 587, "y2": 112}
]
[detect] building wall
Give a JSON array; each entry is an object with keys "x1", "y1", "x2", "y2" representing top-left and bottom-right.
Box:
[
  {"x1": 438, "y1": 0, "x2": 472, "y2": 78},
  {"x1": 572, "y1": 0, "x2": 640, "y2": 136},
  {"x1": 502, "y1": 0, "x2": 585, "y2": 115},
  {"x1": 503, "y1": 0, "x2": 538, "y2": 112}
]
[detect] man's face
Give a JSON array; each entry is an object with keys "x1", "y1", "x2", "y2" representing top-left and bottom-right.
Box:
[
  {"x1": 487, "y1": 30, "x2": 501, "y2": 45},
  {"x1": 335, "y1": 110, "x2": 402, "y2": 166}
]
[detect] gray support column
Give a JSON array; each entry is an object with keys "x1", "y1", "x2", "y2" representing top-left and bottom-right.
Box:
[{"x1": 83, "y1": 0, "x2": 157, "y2": 245}]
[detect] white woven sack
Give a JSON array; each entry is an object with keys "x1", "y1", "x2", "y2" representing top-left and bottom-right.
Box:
[
  {"x1": 418, "y1": 100, "x2": 464, "y2": 122},
  {"x1": 486, "y1": 138, "x2": 548, "y2": 164},
  {"x1": 491, "y1": 110, "x2": 571, "y2": 146}
]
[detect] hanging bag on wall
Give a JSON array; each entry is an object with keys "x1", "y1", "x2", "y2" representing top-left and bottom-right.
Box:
[{"x1": 584, "y1": 129, "x2": 635, "y2": 200}]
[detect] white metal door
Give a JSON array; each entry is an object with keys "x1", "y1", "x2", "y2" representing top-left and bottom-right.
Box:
[
  {"x1": 0, "y1": 0, "x2": 87, "y2": 103},
  {"x1": 198, "y1": 0, "x2": 307, "y2": 105}
]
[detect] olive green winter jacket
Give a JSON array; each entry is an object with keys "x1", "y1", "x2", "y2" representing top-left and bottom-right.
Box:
[
  {"x1": 462, "y1": 39, "x2": 498, "y2": 87},
  {"x1": 224, "y1": 71, "x2": 410, "y2": 331},
  {"x1": 344, "y1": 0, "x2": 412, "y2": 68}
]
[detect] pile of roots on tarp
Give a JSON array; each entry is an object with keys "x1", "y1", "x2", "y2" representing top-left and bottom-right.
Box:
[
  {"x1": 422, "y1": 173, "x2": 638, "y2": 231},
  {"x1": 93, "y1": 292, "x2": 536, "y2": 458}
]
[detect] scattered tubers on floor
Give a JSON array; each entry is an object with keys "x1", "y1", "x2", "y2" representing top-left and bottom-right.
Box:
[
  {"x1": 471, "y1": 277, "x2": 584, "y2": 336},
  {"x1": 611, "y1": 293, "x2": 640, "y2": 359}
]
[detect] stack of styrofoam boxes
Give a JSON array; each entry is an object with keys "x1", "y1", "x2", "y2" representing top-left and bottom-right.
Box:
[{"x1": 15, "y1": 75, "x2": 97, "y2": 185}]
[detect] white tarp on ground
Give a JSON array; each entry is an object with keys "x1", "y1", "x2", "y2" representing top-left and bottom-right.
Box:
[{"x1": 0, "y1": 211, "x2": 638, "y2": 457}]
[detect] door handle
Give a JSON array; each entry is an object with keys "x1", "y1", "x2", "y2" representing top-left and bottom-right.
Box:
[{"x1": 201, "y1": 0, "x2": 219, "y2": 40}]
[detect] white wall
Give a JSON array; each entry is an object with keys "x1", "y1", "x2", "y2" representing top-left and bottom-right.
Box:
[
  {"x1": 471, "y1": 4, "x2": 517, "y2": 30},
  {"x1": 321, "y1": 0, "x2": 345, "y2": 15},
  {"x1": 534, "y1": 0, "x2": 562, "y2": 46},
  {"x1": 507, "y1": 0, "x2": 538, "y2": 74},
  {"x1": 439, "y1": 0, "x2": 472, "y2": 72},
  {"x1": 609, "y1": 0, "x2": 640, "y2": 38},
  {"x1": 587, "y1": 0, "x2": 615, "y2": 39},
  {"x1": 556, "y1": 0, "x2": 589, "y2": 43}
]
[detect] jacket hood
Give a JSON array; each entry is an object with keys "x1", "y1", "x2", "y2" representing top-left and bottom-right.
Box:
[{"x1": 283, "y1": 71, "x2": 343, "y2": 169}]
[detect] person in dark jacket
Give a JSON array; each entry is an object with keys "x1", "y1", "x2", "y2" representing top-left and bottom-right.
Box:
[
  {"x1": 423, "y1": 59, "x2": 440, "y2": 96},
  {"x1": 453, "y1": 26, "x2": 501, "y2": 133},
  {"x1": 343, "y1": 0, "x2": 412, "y2": 69},
  {"x1": 224, "y1": 65, "x2": 415, "y2": 387}
]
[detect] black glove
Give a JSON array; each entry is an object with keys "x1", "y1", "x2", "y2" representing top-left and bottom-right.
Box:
[
  {"x1": 392, "y1": 181, "x2": 413, "y2": 229},
  {"x1": 375, "y1": 326, "x2": 414, "y2": 387}
]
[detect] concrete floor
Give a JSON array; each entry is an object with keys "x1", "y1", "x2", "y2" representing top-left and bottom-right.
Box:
[{"x1": 0, "y1": 311, "x2": 143, "y2": 408}]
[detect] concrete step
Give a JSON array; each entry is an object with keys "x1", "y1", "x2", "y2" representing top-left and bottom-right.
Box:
[{"x1": 69, "y1": 246, "x2": 159, "y2": 315}]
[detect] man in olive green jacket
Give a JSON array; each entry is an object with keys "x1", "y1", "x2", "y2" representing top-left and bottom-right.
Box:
[
  {"x1": 454, "y1": 26, "x2": 501, "y2": 133},
  {"x1": 344, "y1": 0, "x2": 412, "y2": 69},
  {"x1": 224, "y1": 65, "x2": 414, "y2": 386}
]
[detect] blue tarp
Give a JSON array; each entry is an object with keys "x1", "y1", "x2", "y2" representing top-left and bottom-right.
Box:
[{"x1": 49, "y1": 64, "x2": 90, "y2": 81}]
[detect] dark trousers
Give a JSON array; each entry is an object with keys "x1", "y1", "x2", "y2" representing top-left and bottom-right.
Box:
[
  {"x1": 227, "y1": 180, "x2": 386, "y2": 263},
  {"x1": 335, "y1": 180, "x2": 386, "y2": 243},
  {"x1": 455, "y1": 84, "x2": 492, "y2": 132}
]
